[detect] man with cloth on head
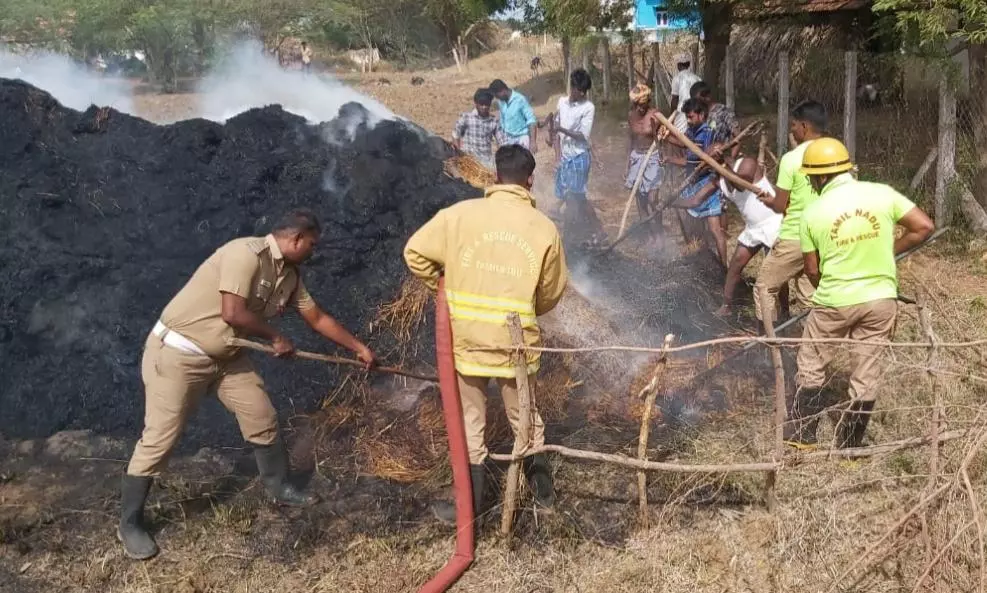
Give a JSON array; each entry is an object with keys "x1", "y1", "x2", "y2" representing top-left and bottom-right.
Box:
[
  {"x1": 489, "y1": 79, "x2": 538, "y2": 153},
  {"x1": 625, "y1": 83, "x2": 665, "y2": 247},
  {"x1": 403, "y1": 144, "x2": 568, "y2": 525},
  {"x1": 785, "y1": 138, "x2": 934, "y2": 450},
  {"x1": 118, "y1": 210, "x2": 377, "y2": 561},
  {"x1": 713, "y1": 156, "x2": 783, "y2": 317}
]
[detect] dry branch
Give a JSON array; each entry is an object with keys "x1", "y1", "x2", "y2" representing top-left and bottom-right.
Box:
[
  {"x1": 761, "y1": 286, "x2": 786, "y2": 513},
  {"x1": 637, "y1": 334, "x2": 673, "y2": 526},
  {"x1": 500, "y1": 313, "x2": 532, "y2": 537}
]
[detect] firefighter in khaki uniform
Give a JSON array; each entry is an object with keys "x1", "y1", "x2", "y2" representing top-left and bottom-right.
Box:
[
  {"x1": 119, "y1": 210, "x2": 376, "y2": 560},
  {"x1": 785, "y1": 138, "x2": 934, "y2": 449},
  {"x1": 403, "y1": 145, "x2": 568, "y2": 523}
]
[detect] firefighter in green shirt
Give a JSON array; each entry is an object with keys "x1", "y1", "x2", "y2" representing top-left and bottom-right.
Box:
[{"x1": 785, "y1": 138, "x2": 934, "y2": 450}]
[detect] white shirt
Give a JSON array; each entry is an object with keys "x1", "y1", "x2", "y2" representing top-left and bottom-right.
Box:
[
  {"x1": 719, "y1": 161, "x2": 782, "y2": 229},
  {"x1": 554, "y1": 96, "x2": 594, "y2": 159},
  {"x1": 671, "y1": 70, "x2": 701, "y2": 111}
]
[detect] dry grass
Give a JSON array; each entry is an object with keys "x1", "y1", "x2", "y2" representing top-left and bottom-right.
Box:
[{"x1": 443, "y1": 153, "x2": 497, "y2": 188}]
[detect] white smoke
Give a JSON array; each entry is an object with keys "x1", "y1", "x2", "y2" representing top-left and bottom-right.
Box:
[
  {"x1": 0, "y1": 47, "x2": 134, "y2": 113},
  {"x1": 196, "y1": 41, "x2": 395, "y2": 124}
]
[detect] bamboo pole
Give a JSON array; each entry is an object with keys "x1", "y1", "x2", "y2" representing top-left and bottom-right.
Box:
[
  {"x1": 637, "y1": 334, "x2": 673, "y2": 526},
  {"x1": 760, "y1": 286, "x2": 786, "y2": 513},
  {"x1": 617, "y1": 140, "x2": 659, "y2": 238},
  {"x1": 653, "y1": 110, "x2": 765, "y2": 196},
  {"x1": 500, "y1": 313, "x2": 532, "y2": 537},
  {"x1": 228, "y1": 338, "x2": 437, "y2": 382}
]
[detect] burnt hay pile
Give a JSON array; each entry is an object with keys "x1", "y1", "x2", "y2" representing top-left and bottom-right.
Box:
[{"x1": 0, "y1": 78, "x2": 480, "y2": 447}]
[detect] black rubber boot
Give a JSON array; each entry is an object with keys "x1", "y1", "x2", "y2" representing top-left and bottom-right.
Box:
[
  {"x1": 431, "y1": 463, "x2": 490, "y2": 525},
  {"x1": 783, "y1": 387, "x2": 827, "y2": 450},
  {"x1": 254, "y1": 438, "x2": 319, "y2": 507},
  {"x1": 836, "y1": 401, "x2": 875, "y2": 449},
  {"x1": 523, "y1": 453, "x2": 556, "y2": 510},
  {"x1": 118, "y1": 475, "x2": 159, "y2": 560}
]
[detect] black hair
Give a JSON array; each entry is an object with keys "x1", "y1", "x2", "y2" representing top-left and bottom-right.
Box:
[
  {"x1": 681, "y1": 98, "x2": 707, "y2": 116},
  {"x1": 488, "y1": 79, "x2": 509, "y2": 93},
  {"x1": 570, "y1": 68, "x2": 592, "y2": 93},
  {"x1": 791, "y1": 100, "x2": 829, "y2": 133},
  {"x1": 273, "y1": 208, "x2": 321, "y2": 236},
  {"x1": 689, "y1": 80, "x2": 711, "y2": 99},
  {"x1": 495, "y1": 145, "x2": 536, "y2": 184},
  {"x1": 473, "y1": 88, "x2": 493, "y2": 105}
]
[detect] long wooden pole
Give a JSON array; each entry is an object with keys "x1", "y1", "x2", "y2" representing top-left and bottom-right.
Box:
[
  {"x1": 617, "y1": 140, "x2": 659, "y2": 238},
  {"x1": 228, "y1": 338, "x2": 437, "y2": 382},
  {"x1": 500, "y1": 313, "x2": 532, "y2": 537},
  {"x1": 653, "y1": 110, "x2": 765, "y2": 196},
  {"x1": 761, "y1": 287, "x2": 786, "y2": 513}
]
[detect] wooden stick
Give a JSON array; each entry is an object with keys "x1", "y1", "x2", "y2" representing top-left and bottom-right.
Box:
[
  {"x1": 617, "y1": 140, "x2": 659, "y2": 238},
  {"x1": 910, "y1": 146, "x2": 939, "y2": 191},
  {"x1": 637, "y1": 334, "x2": 673, "y2": 526},
  {"x1": 766, "y1": 149, "x2": 779, "y2": 166},
  {"x1": 488, "y1": 429, "x2": 972, "y2": 472},
  {"x1": 757, "y1": 131, "x2": 767, "y2": 168},
  {"x1": 672, "y1": 120, "x2": 764, "y2": 195},
  {"x1": 228, "y1": 338, "x2": 437, "y2": 382},
  {"x1": 917, "y1": 296, "x2": 942, "y2": 570},
  {"x1": 761, "y1": 287, "x2": 786, "y2": 513},
  {"x1": 500, "y1": 313, "x2": 532, "y2": 537},
  {"x1": 653, "y1": 110, "x2": 765, "y2": 196}
]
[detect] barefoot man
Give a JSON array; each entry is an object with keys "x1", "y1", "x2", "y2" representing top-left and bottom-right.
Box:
[{"x1": 625, "y1": 83, "x2": 665, "y2": 247}]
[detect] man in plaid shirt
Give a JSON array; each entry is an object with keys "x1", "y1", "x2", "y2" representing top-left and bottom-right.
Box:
[{"x1": 452, "y1": 88, "x2": 500, "y2": 169}]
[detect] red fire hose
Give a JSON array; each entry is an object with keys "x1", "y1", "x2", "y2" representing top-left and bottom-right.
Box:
[{"x1": 417, "y1": 277, "x2": 475, "y2": 593}]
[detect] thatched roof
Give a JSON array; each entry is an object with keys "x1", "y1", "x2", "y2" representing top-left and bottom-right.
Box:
[{"x1": 737, "y1": 0, "x2": 871, "y2": 18}]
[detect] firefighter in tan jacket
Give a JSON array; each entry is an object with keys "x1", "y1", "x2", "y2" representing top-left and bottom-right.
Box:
[{"x1": 404, "y1": 144, "x2": 568, "y2": 523}]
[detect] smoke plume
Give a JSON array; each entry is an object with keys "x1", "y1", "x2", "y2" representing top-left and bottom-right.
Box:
[
  {"x1": 195, "y1": 41, "x2": 395, "y2": 124},
  {"x1": 0, "y1": 47, "x2": 134, "y2": 113}
]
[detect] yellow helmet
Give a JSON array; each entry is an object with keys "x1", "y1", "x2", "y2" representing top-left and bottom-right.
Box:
[{"x1": 799, "y1": 137, "x2": 854, "y2": 176}]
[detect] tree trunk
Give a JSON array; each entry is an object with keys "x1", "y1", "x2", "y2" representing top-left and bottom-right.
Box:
[
  {"x1": 701, "y1": 0, "x2": 733, "y2": 94},
  {"x1": 970, "y1": 43, "x2": 987, "y2": 210},
  {"x1": 602, "y1": 37, "x2": 611, "y2": 104}
]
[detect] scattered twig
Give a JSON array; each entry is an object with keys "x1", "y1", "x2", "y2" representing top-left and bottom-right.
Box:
[{"x1": 637, "y1": 334, "x2": 673, "y2": 526}]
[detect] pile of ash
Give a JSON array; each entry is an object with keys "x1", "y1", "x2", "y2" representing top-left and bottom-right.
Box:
[{"x1": 0, "y1": 78, "x2": 480, "y2": 447}]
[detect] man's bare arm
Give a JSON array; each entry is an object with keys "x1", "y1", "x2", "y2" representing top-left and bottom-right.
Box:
[
  {"x1": 894, "y1": 208, "x2": 935, "y2": 255},
  {"x1": 299, "y1": 304, "x2": 376, "y2": 368},
  {"x1": 221, "y1": 292, "x2": 294, "y2": 356},
  {"x1": 803, "y1": 251, "x2": 821, "y2": 287}
]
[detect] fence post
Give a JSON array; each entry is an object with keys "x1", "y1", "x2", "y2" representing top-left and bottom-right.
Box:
[
  {"x1": 725, "y1": 44, "x2": 735, "y2": 111},
  {"x1": 777, "y1": 51, "x2": 790, "y2": 158},
  {"x1": 760, "y1": 289, "x2": 786, "y2": 513},
  {"x1": 843, "y1": 50, "x2": 858, "y2": 160},
  {"x1": 626, "y1": 37, "x2": 635, "y2": 89},
  {"x1": 602, "y1": 37, "x2": 612, "y2": 104},
  {"x1": 652, "y1": 42, "x2": 661, "y2": 109},
  {"x1": 500, "y1": 313, "x2": 533, "y2": 537},
  {"x1": 936, "y1": 74, "x2": 957, "y2": 225}
]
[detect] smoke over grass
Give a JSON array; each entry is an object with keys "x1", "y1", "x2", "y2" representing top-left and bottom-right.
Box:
[
  {"x1": 195, "y1": 41, "x2": 395, "y2": 124},
  {"x1": 0, "y1": 47, "x2": 134, "y2": 113}
]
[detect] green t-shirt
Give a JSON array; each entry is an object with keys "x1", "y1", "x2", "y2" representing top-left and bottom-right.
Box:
[
  {"x1": 799, "y1": 173, "x2": 916, "y2": 308},
  {"x1": 776, "y1": 141, "x2": 820, "y2": 241}
]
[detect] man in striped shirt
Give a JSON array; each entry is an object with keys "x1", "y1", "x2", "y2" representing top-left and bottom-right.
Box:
[{"x1": 452, "y1": 88, "x2": 500, "y2": 169}]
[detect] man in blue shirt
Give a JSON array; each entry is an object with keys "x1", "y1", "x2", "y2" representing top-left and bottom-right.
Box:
[{"x1": 489, "y1": 79, "x2": 538, "y2": 154}]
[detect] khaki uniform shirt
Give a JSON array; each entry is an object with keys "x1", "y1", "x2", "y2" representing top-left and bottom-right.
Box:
[{"x1": 159, "y1": 234, "x2": 316, "y2": 359}]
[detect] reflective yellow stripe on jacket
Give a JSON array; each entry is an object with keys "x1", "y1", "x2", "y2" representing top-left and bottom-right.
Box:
[
  {"x1": 445, "y1": 290, "x2": 537, "y2": 329},
  {"x1": 455, "y1": 358, "x2": 540, "y2": 379}
]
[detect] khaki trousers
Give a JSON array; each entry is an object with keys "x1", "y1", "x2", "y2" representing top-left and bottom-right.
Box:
[
  {"x1": 458, "y1": 373, "x2": 546, "y2": 465},
  {"x1": 796, "y1": 299, "x2": 898, "y2": 402},
  {"x1": 753, "y1": 238, "x2": 816, "y2": 322},
  {"x1": 127, "y1": 333, "x2": 278, "y2": 476}
]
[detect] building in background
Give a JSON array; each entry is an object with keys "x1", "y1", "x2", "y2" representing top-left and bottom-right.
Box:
[{"x1": 632, "y1": 0, "x2": 700, "y2": 43}]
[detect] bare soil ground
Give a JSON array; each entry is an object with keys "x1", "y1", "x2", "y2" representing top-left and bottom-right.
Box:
[{"x1": 5, "y1": 45, "x2": 987, "y2": 593}]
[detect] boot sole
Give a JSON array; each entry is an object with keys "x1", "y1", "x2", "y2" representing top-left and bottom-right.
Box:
[{"x1": 117, "y1": 528, "x2": 159, "y2": 561}]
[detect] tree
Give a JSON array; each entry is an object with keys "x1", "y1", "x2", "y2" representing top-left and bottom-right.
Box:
[{"x1": 874, "y1": 0, "x2": 987, "y2": 211}]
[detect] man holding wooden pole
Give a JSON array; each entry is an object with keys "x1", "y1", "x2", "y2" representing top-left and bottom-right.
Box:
[
  {"x1": 625, "y1": 83, "x2": 665, "y2": 247},
  {"x1": 118, "y1": 210, "x2": 376, "y2": 561},
  {"x1": 403, "y1": 145, "x2": 568, "y2": 525},
  {"x1": 787, "y1": 138, "x2": 934, "y2": 449}
]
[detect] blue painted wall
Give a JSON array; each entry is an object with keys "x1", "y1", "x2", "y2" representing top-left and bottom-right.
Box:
[{"x1": 633, "y1": 0, "x2": 697, "y2": 31}]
